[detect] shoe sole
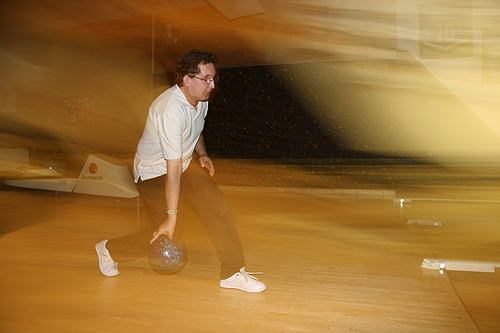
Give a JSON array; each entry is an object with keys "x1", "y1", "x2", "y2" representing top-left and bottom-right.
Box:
[{"x1": 220, "y1": 282, "x2": 266, "y2": 293}]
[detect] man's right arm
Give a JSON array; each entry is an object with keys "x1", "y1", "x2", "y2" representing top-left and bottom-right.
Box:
[{"x1": 150, "y1": 157, "x2": 182, "y2": 243}]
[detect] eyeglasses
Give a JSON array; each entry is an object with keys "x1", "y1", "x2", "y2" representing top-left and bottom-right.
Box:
[{"x1": 191, "y1": 76, "x2": 219, "y2": 85}]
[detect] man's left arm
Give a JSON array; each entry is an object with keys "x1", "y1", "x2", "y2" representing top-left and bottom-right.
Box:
[{"x1": 195, "y1": 133, "x2": 215, "y2": 176}]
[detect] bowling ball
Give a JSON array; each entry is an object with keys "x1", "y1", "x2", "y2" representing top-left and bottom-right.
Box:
[{"x1": 148, "y1": 235, "x2": 187, "y2": 275}]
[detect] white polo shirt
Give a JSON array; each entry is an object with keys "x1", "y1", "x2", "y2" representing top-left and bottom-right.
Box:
[{"x1": 133, "y1": 85, "x2": 207, "y2": 182}]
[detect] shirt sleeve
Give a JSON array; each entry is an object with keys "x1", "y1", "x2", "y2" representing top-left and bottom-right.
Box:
[{"x1": 156, "y1": 106, "x2": 184, "y2": 160}]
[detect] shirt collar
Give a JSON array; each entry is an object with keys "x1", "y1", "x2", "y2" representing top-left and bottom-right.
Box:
[
  {"x1": 173, "y1": 85, "x2": 191, "y2": 107},
  {"x1": 173, "y1": 84, "x2": 205, "y2": 112}
]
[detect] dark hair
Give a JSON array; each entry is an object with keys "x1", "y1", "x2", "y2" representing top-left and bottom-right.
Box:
[{"x1": 174, "y1": 50, "x2": 217, "y2": 87}]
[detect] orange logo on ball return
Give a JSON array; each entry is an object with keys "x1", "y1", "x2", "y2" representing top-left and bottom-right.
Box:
[{"x1": 89, "y1": 163, "x2": 98, "y2": 174}]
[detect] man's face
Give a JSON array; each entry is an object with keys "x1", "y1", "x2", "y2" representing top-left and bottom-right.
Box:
[{"x1": 182, "y1": 62, "x2": 217, "y2": 107}]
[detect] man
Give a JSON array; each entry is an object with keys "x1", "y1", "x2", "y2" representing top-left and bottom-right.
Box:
[{"x1": 95, "y1": 50, "x2": 265, "y2": 293}]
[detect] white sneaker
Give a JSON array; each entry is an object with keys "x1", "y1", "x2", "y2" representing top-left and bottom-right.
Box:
[
  {"x1": 220, "y1": 267, "x2": 266, "y2": 293},
  {"x1": 95, "y1": 240, "x2": 119, "y2": 277}
]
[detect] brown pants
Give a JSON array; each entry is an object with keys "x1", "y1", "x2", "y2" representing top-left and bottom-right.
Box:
[{"x1": 106, "y1": 161, "x2": 245, "y2": 279}]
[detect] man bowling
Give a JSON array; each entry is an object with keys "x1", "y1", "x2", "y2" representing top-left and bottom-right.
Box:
[{"x1": 95, "y1": 49, "x2": 266, "y2": 293}]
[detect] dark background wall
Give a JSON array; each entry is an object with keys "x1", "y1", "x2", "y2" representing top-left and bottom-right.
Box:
[{"x1": 203, "y1": 52, "x2": 499, "y2": 162}]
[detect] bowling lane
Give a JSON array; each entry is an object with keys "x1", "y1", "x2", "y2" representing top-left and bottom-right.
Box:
[
  {"x1": 399, "y1": 194, "x2": 500, "y2": 333},
  {"x1": 0, "y1": 181, "x2": 484, "y2": 332}
]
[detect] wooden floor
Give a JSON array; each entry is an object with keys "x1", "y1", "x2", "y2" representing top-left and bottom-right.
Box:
[{"x1": 1, "y1": 164, "x2": 499, "y2": 332}]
